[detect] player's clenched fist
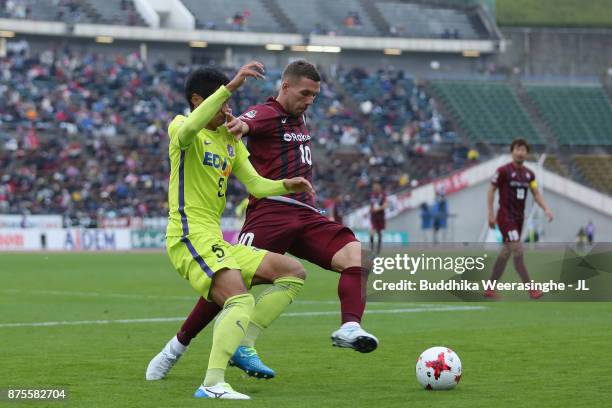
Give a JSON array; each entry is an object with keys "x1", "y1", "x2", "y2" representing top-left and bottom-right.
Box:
[
  {"x1": 283, "y1": 177, "x2": 314, "y2": 195},
  {"x1": 226, "y1": 61, "x2": 265, "y2": 92}
]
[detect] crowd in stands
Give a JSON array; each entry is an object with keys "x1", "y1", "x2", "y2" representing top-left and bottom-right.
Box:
[
  {"x1": 1, "y1": 0, "x2": 32, "y2": 19},
  {"x1": 310, "y1": 11, "x2": 367, "y2": 36},
  {"x1": 313, "y1": 66, "x2": 469, "y2": 207},
  {"x1": 1, "y1": 45, "x2": 185, "y2": 224},
  {"x1": 229, "y1": 9, "x2": 251, "y2": 30},
  {"x1": 53, "y1": 0, "x2": 87, "y2": 24},
  {"x1": 2, "y1": 1, "x2": 483, "y2": 40},
  {"x1": 343, "y1": 11, "x2": 362, "y2": 28},
  {"x1": 0, "y1": 43, "x2": 475, "y2": 225},
  {"x1": 1, "y1": 0, "x2": 141, "y2": 26}
]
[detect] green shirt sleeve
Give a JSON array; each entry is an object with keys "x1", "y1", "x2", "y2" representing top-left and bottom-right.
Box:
[
  {"x1": 233, "y1": 141, "x2": 290, "y2": 198},
  {"x1": 168, "y1": 115, "x2": 185, "y2": 148},
  {"x1": 234, "y1": 197, "x2": 250, "y2": 217},
  {"x1": 174, "y1": 85, "x2": 232, "y2": 150}
]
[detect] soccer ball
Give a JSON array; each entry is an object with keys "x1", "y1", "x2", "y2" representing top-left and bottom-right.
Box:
[{"x1": 416, "y1": 346, "x2": 462, "y2": 390}]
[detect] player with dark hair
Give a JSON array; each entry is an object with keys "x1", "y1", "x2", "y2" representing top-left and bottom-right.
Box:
[
  {"x1": 147, "y1": 59, "x2": 378, "y2": 383},
  {"x1": 158, "y1": 61, "x2": 313, "y2": 399},
  {"x1": 369, "y1": 183, "x2": 387, "y2": 255},
  {"x1": 486, "y1": 138, "x2": 554, "y2": 300}
]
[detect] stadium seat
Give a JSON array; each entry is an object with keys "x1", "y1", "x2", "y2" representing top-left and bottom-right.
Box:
[
  {"x1": 181, "y1": 0, "x2": 284, "y2": 32},
  {"x1": 572, "y1": 155, "x2": 612, "y2": 195},
  {"x1": 0, "y1": 0, "x2": 147, "y2": 26},
  {"x1": 432, "y1": 81, "x2": 542, "y2": 145},
  {"x1": 527, "y1": 85, "x2": 612, "y2": 146},
  {"x1": 543, "y1": 155, "x2": 569, "y2": 177},
  {"x1": 275, "y1": 0, "x2": 380, "y2": 36},
  {"x1": 375, "y1": 1, "x2": 487, "y2": 39}
]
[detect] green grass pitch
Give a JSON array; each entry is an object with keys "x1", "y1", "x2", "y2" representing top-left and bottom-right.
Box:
[
  {"x1": 1, "y1": 252, "x2": 611, "y2": 407},
  {"x1": 496, "y1": 0, "x2": 612, "y2": 28}
]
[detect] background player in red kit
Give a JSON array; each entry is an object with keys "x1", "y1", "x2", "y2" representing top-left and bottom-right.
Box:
[
  {"x1": 369, "y1": 183, "x2": 387, "y2": 255},
  {"x1": 332, "y1": 194, "x2": 348, "y2": 225},
  {"x1": 147, "y1": 60, "x2": 378, "y2": 382},
  {"x1": 486, "y1": 139, "x2": 554, "y2": 299}
]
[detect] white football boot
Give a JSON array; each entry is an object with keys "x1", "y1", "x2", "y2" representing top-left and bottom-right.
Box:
[
  {"x1": 331, "y1": 322, "x2": 379, "y2": 353},
  {"x1": 194, "y1": 383, "x2": 251, "y2": 400},
  {"x1": 145, "y1": 336, "x2": 186, "y2": 380}
]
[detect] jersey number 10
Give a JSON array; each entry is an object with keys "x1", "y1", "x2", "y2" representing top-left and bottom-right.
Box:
[{"x1": 299, "y1": 145, "x2": 312, "y2": 165}]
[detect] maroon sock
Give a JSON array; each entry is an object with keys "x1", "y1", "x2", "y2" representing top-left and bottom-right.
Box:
[
  {"x1": 338, "y1": 267, "x2": 367, "y2": 324},
  {"x1": 513, "y1": 255, "x2": 531, "y2": 283},
  {"x1": 176, "y1": 297, "x2": 221, "y2": 346},
  {"x1": 490, "y1": 253, "x2": 510, "y2": 281}
]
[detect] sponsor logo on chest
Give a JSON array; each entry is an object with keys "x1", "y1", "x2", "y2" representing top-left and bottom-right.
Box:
[
  {"x1": 509, "y1": 169, "x2": 530, "y2": 187},
  {"x1": 203, "y1": 151, "x2": 232, "y2": 176},
  {"x1": 283, "y1": 132, "x2": 311, "y2": 142},
  {"x1": 509, "y1": 180, "x2": 530, "y2": 188}
]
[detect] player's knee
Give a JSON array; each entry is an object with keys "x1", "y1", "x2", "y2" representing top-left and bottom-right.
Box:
[
  {"x1": 349, "y1": 241, "x2": 362, "y2": 263},
  {"x1": 509, "y1": 242, "x2": 523, "y2": 257},
  {"x1": 332, "y1": 241, "x2": 362, "y2": 271},
  {"x1": 209, "y1": 269, "x2": 248, "y2": 305},
  {"x1": 512, "y1": 247, "x2": 524, "y2": 257},
  {"x1": 287, "y1": 258, "x2": 306, "y2": 280},
  {"x1": 499, "y1": 252, "x2": 511, "y2": 262}
]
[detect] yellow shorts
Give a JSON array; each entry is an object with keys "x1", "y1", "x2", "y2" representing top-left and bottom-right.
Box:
[{"x1": 166, "y1": 233, "x2": 267, "y2": 299}]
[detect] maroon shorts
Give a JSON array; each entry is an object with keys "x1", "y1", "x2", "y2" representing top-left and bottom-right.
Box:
[
  {"x1": 239, "y1": 199, "x2": 358, "y2": 270},
  {"x1": 497, "y1": 218, "x2": 524, "y2": 242},
  {"x1": 370, "y1": 215, "x2": 385, "y2": 232}
]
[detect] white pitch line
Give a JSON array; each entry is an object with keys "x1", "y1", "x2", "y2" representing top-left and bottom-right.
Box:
[
  {"x1": 2, "y1": 289, "x2": 343, "y2": 303},
  {"x1": 283, "y1": 306, "x2": 487, "y2": 317},
  {"x1": 0, "y1": 306, "x2": 487, "y2": 328},
  {"x1": 0, "y1": 289, "x2": 442, "y2": 308},
  {"x1": 0, "y1": 317, "x2": 185, "y2": 328},
  {"x1": 1, "y1": 289, "x2": 195, "y2": 301}
]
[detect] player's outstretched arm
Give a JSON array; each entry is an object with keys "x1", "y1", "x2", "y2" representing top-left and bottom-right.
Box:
[
  {"x1": 233, "y1": 152, "x2": 288, "y2": 198},
  {"x1": 175, "y1": 61, "x2": 264, "y2": 149},
  {"x1": 282, "y1": 177, "x2": 314, "y2": 194},
  {"x1": 225, "y1": 61, "x2": 265, "y2": 93},
  {"x1": 176, "y1": 86, "x2": 232, "y2": 149},
  {"x1": 233, "y1": 152, "x2": 313, "y2": 198}
]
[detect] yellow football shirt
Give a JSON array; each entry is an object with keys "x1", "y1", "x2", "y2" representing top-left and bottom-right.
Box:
[{"x1": 166, "y1": 85, "x2": 288, "y2": 238}]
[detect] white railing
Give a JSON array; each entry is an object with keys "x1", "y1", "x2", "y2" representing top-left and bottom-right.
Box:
[
  {"x1": 310, "y1": 34, "x2": 497, "y2": 53},
  {"x1": 0, "y1": 18, "x2": 66, "y2": 34},
  {"x1": 133, "y1": 0, "x2": 159, "y2": 28},
  {"x1": 140, "y1": 0, "x2": 195, "y2": 30},
  {"x1": 0, "y1": 17, "x2": 496, "y2": 52}
]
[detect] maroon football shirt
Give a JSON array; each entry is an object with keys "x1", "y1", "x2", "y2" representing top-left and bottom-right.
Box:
[
  {"x1": 239, "y1": 97, "x2": 314, "y2": 207},
  {"x1": 370, "y1": 191, "x2": 387, "y2": 223},
  {"x1": 491, "y1": 162, "x2": 536, "y2": 223}
]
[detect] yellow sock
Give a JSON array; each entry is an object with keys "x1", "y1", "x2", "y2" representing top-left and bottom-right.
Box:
[
  {"x1": 240, "y1": 277, "x2": 304, "y2": 347},
  {"x1": 203, "y1": 293, "x2": 254, "y2": 386}
]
